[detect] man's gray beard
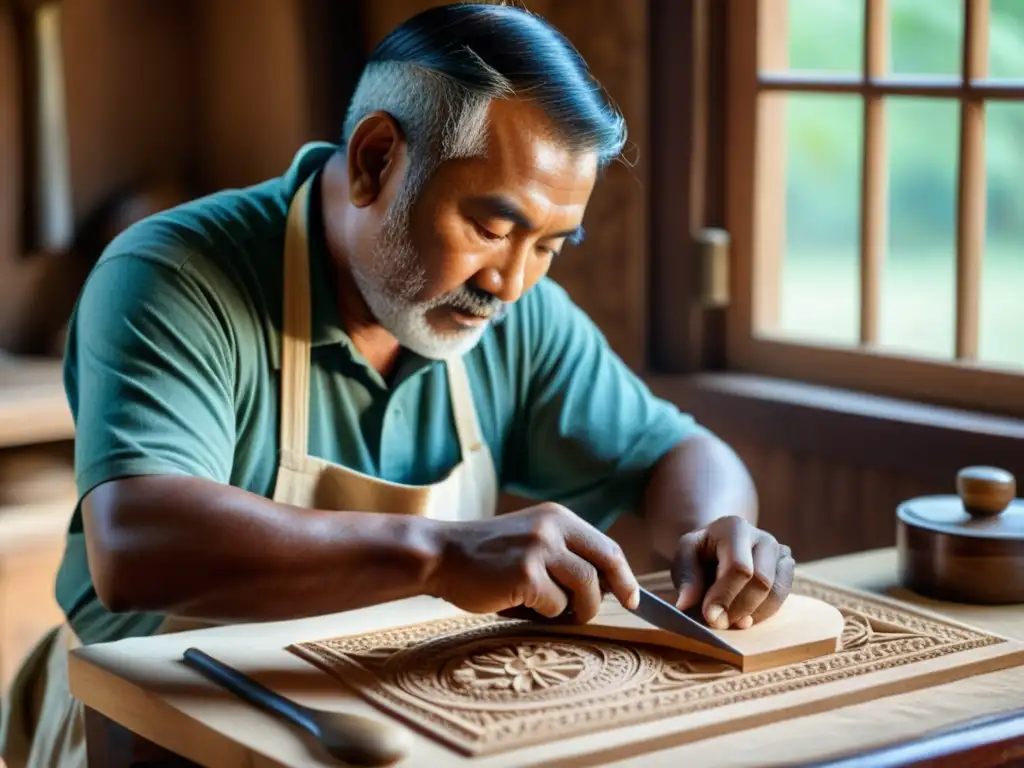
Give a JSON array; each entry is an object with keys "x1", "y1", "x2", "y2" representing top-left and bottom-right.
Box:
[{"x1": 349, "y1": 178, "x2": 508, "y2": 362}]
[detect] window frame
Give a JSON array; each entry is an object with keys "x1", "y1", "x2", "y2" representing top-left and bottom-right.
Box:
[{"x1": 722, "y1": 0, "x2": 1024, "y2": 419}]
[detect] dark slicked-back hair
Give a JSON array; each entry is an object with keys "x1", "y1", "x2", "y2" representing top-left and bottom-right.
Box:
[{"x1": 341, "y1": 2, "x2": 627, "y2": 178}]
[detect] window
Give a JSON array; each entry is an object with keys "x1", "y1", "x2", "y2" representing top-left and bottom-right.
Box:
[{"x1": 726, "y1": 0, "x2": 1024, "y2": 417}]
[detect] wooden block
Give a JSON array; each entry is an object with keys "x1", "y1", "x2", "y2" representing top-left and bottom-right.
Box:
[{"x1": 523, "y1": 573, "x2": 845, "y2": 672}]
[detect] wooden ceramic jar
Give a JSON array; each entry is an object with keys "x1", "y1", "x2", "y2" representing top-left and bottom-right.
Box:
[{"x1": 897, "y1": 466, "x2": 1023, "y2": 604}]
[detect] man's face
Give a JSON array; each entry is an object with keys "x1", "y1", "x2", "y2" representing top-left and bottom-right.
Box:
[{"x1": 349, "y1": 99, "x2": 599, "y2": 360}]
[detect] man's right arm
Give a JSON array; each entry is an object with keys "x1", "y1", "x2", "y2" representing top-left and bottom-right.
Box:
[
  {"x1": 72, "y1": 253, "x2": 444, "y2": 621},
  {"x1": 83, "y1": 474, "x2": 443, "y2": 621}
]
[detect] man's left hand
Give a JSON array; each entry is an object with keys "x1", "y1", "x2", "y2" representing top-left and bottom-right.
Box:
[{"x1": 671, "y1": 516, "x2": 794, "y2": 630}]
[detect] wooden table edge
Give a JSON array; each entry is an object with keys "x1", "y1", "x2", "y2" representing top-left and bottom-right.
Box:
[
  {"x1": 68, "y1": 548, "x2": 1024, "y2": 767},
  {"x1": 795, "y1": 706, "x2": 1024, "y2": 767}
]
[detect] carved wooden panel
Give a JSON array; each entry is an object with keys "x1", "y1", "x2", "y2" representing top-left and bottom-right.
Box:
[
  {"x1": 362, "y1": 0, "x2": 649, "y2": 369},
  {"x1": 291, "y1": 574, "x2": 1024, "y2": 759}
]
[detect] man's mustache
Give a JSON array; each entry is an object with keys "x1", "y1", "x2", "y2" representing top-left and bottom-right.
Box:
[{"x1": 445, "y1": 285, "x2": 508, "y2": 322}]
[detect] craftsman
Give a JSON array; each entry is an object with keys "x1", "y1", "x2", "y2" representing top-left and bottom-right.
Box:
[{"x1": 2, "y1": 4, "x2": 794, "y2": 767}]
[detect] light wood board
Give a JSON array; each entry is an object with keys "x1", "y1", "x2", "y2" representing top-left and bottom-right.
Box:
[
  {"x1": 288, "y1": 573, "x2": 1024, "y2": 759},
  {"x1": 514, "y1": 574, "x2": 845, "y2": 671}
]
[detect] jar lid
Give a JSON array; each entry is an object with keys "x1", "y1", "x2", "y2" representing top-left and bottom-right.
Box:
[
  {"x1": 897, "y1": 466, "x2": 1021, "y2": 541},
  {"x1": 898, "y1": 496, "x2": 1024, "y2": 540}
]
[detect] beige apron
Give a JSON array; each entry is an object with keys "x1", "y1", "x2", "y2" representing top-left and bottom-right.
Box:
[{"x1": 0, "y1": 177, "x2": 499, "y2": 768}]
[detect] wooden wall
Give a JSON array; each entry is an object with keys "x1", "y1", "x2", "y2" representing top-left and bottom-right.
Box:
[
  {"x1": 0, "y1": 1, "x2": 970, "y2": 572},
  {"x1": 725, "y1": 435, "x2": 940, "y2": 564},
  {"x1": 1, "y1": 0, "x2": 649, "y2": 359},
  {"x1": 0, "y1": 0, "x2": 351, "y2": 354}
]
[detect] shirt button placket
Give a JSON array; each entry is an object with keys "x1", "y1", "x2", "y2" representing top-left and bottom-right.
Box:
[{"x1": 381, "y1": 403, "x2": 408, "y2": 480}]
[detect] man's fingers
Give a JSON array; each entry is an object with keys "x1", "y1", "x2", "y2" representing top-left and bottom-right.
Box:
[
  {"x1": 670, "y1": 529, "x2": 708, "y2": 611},
  {"x1": 520, "y1": 559, "x2": 570, "y2": 619},
  {"x1": 724, "y1": 535, "x2": 778, "y2": 627},
  {"x1": 751, "y1": 544, "x2": 796, "y2": 623},
  {"x1": 702, "y1": 522, "x2": 755, "y2": 629},
  {"x1": 547, "y1": 551, "x2": 604, "y2": 624},
  {"x1": 564, "y1": 522, "x2": 639, "y2": 610}
]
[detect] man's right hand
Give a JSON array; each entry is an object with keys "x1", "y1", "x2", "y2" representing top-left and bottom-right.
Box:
[{"x1": 424, "y1": 503, "x2": 640, "y2": 624}]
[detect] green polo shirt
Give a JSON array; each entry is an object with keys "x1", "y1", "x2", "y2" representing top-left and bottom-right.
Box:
[{"x1": 55, "y1": 142, "x2": 702, "y2": 645}]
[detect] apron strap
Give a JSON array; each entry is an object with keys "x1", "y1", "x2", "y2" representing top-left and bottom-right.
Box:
[
  {"x1": 280, "y1": 178, "x2": 313, "y2": 458},
  {"x1": 280, "y1": 175, "x2": 486, "y2": 464},
  {"x1": 446, "y1": 356, "x2": 485, "y2": 456}
]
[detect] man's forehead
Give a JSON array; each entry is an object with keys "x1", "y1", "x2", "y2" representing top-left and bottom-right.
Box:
[{"x1": 477, "y1": 99, "x2": 599, "y2": 194}]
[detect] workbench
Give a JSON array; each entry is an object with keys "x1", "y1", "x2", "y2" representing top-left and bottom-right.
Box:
[{"x1": 70, "y1": 548, "x2": 1024, "y2": 767}]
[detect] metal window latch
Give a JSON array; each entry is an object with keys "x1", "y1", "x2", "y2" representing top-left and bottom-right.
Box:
[{"x1": 696, "y1": 228, "x2": 730, "y2": 308}]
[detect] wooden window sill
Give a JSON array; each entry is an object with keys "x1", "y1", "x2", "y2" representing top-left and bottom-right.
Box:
[
  {"x1": 644, "y1": 372, "x2": 1024, "y2": 480},
  {"x1": 0, "y1": 354, "x2": 74, "y2": 449}
]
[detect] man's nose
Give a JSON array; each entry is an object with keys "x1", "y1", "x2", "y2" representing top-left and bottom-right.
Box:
[{"x1": 475, "y1": 244, "x2": 529, "y2": 303}]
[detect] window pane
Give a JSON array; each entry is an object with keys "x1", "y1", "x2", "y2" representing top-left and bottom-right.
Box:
[
  {"x1": 982, "y1": 102, "x2": 1024, "y2": 370},
  {"x1": 786, "y1": 0, "x2": 863, "y2": 73},
  {"x1": 776, "y1": 94, "x2": 863, "y2": 345},
  {"x1": 889, "y1": 0, "x2": 963, "y2": 76},
  {"x1": 879, "y1": 98, "x2": 959, "y2": 359},
  {"x1": 990, "y1": 0, "x2": 1024, "y2": 80}
]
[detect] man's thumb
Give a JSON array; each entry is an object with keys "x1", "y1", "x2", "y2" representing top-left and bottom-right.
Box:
[{"x1": 671, "y1": 529, "x2": 708, "y2": 611}]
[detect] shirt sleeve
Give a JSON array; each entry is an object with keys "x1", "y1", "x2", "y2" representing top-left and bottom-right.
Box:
[
  {"x1": 503, "y1": 279, "x2": 706, "y2": 531},
  {"x1": 65, "y1": 253, "x2": 238, "y2": 500}
]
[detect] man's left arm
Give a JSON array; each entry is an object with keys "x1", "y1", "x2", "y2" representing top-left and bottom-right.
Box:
[
  {"x1": 643, "y1": 431, "x2": 792, "y2": 629},
  {"x1": 504, "y1": 280, "x2": 793, "y2": 629}
]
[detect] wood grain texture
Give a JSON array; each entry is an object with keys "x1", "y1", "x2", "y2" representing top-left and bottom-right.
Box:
[
  {"x1": 644, "y1": 373, "x2": 1024, "y2": 566},
  {"x1": 723, "y1": 431, "x2": 940, "y2": 563},
  {"x1": 362, "y1": 0, "x2": 649, "y2": 369}
]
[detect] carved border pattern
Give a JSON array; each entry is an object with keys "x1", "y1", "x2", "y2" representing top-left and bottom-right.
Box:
[{"x1": 289, "y1": 576, "x2": 1006, "y2": 756}]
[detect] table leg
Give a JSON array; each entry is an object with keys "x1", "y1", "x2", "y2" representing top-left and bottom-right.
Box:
[{"x1": 83, "y1": 707, "x2": 199, "y2": 767}]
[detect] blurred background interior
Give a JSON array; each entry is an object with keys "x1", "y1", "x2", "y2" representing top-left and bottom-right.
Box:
[{"x1": 1, "y1": 0, "x2": 1022, "y2": 692}]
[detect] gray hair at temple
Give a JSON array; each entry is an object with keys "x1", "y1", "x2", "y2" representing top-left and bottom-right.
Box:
[{"x1": 340, "y1": 2, "x2": 628, "y2": 192}]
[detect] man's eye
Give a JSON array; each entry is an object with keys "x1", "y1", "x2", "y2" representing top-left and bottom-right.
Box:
[{"x1": 473, "y1": 220, "x2": 504, "y2": 241}]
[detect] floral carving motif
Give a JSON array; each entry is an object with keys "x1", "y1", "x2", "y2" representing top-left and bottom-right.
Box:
[
  {"x1": 839, "y1": 612, "x2": 935, "y2": 651},
  {"x1": 290, "y1": 575, "x2": 1013, "y2": 757},
  {"x1": 451, "y1": 644, "x2": 587, "y2": 693}
]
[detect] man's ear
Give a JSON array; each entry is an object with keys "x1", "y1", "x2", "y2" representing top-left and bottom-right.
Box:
[{"x1": 346, "y1": 111, "x2": 406, "y2": 208}]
